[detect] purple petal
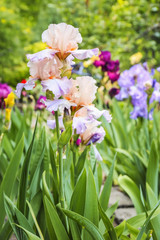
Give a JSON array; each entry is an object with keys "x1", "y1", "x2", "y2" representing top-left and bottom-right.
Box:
[
  {"x1": 72, "y1": 116, "x2": 95, "y2": 134},
  {"x1": 157, "y1": 67, "x2": 160, "y2": 72},
  {"x1": 0, "y1": 83, "x2": 12, "y2": 99},
  {"x1": 115, "y1": 88, "x2": 129, "y2": 100},
  {"x1": 76, "y1": 138, "x2": 81, "y2": 146},
  {"x1": 87, "y1": 126, "x2": 105, "y2": 145}
]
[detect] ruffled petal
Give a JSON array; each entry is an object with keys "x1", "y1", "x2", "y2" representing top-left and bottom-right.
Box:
[
  {"x1": 26, "y1": 49, "x2": 56, "y2": 62},
  {"x1": 42, "y1": 23, "x2": 82, "y2": 52},
  {"x1": 72, "y1": 116, "x2": 94, "y2": 134},
  {"x1": 42, "y1": 99, "x2": 76, "y2": 112},
  {"x1": 86, "y1": 105, "x2": 112, "y2": 123},
  {"x1": 14, "y1": 79, "x2": 36, "y2": 98},
  {"x1": 71, "y1": 48, "x2": 99, "y2": 60},
  {"x1": 41, "y1": 77, "x2": 72, "y2": 99},
  {"x1": 27, "y1": 54, "x2": 63, "y2": 80}
]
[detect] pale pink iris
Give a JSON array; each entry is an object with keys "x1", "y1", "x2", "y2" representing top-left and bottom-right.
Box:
[
  {"x1": 42, "y1": 23, "x2": 98, "y2": 60},
  {"x1": 65, "y1": 76, "x2": 97, "y2": 106}
]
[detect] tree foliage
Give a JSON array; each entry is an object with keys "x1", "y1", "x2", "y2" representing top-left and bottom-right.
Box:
[{"x1": 0, "y1": 0, "x2": 160, "y2": 86}]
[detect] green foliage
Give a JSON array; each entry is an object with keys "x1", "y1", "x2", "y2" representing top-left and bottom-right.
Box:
[{"x1": 1, "y1": 96, "x2": 160, "y2": 239}]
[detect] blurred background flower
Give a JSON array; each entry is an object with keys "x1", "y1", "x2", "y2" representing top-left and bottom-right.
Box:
[{"x1": 0, "y1": 83, "x2": 12, "y2": 109}]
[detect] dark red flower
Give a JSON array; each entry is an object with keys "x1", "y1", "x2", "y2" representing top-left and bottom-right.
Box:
[{"x1": 109, "y1": 88, "x2": 120, "y2": 98}]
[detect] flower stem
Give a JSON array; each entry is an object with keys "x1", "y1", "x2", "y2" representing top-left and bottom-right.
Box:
[
  {"x1": 55, "y1": 111, "x2": 60, "y2": 139},
  {"x1": 72, "y1": 149, "x2": 77, "y2": 185},
  {"x1": 55, "y1": 111, "x2": 64, "y2": 208},
  {"x1": 59, "y1": 147, "x2": 65, "y2": 208}
]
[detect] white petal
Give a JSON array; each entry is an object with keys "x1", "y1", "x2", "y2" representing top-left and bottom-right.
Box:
[
  {"x1": 86, "y1": 105, "x2": 112, "y2": 123},
  {"x1": 14, "y1": 79, "x2": 36, "y2": 98},
  {"x1": 92, "y1": 145, "x2": 102, "y2": 161},
  {"x1": 47, "y1": 116, "x2": 64, "y2": 130},
  {"x1": 42, "y1": 99, "x2": 76, "y2": 112},
  {"x1": 71, "y1": 48, "x2": 99, "y2": 60},
  {"x1": 42, "y1": 23, "x2": 82, "y2": 52},
  {"x1": 41, "y1": 77, "x2": 72, "y2": 98},
  {"x1": 26, "y1": 49, "x2": 56, "y2": 62}
]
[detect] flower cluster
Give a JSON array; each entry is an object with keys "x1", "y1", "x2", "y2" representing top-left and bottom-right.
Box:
[
  {"x1": 94, "y1": 51, "x2": 120, "y2": 82},
  {"x1": 4, "y1": 92, "x2": 15, "y2": 123},
  {"x1": 15, "y1": 23, "x2": 112, "y2": 160},
  {"x1": 116, "y1": 63, "x2": 160, "y2": 119},
  {"x1": 35, "y1": 95, "x2": 47, "y2": 110},
  {"x1": 93, "y1": 51, "x2": 120, "y2": 99},
  {"x1": 0, "y1": 83, "x2": 12, "y2": 109}
]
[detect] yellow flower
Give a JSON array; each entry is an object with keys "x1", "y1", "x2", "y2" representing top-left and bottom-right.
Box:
[
  {"x1": 24, "y1": 27, "x2": 31, "y2": 33},
  {"x1": 0, "y1": 6, "x2": 7, "y2": 12},
  {"x1": 130, "y1": 52, "x2": 143, "y2": 65},
  {"x1": 83, "y1": 55, "x2": 99, "y2": 68},
  {"x1": 1, "y1": 18, "x2": 6, "y2": 24},
  {"x1": 5, "y1": 108, "x2": 11, "y2": 121},
  {"x1": 4, "y1": 92, "x2": 15, "y2": 108}
]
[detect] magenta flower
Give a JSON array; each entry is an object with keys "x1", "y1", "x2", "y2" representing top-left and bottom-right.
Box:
[
  {"x1": 0, "y1": 83, "x2": 12, "y2": 108},
  {"x1": 76, "y1": 138, "x2": 81, "y2": 146},
  {"x1": 106, "y1": 60, "x2": 119, "y2": 72},
  {"x1": 107, "y1": 72, "x2": 120, "y2": 82},
  {"x1": 93, "y1": 51, "x2": 111, "y2": 68},
  {"x1": 35, "y1": 96, "x2": 47, "y2": 110},
  {"x1": 93, "y1": 51, "x2": 120, "y2": 82}
]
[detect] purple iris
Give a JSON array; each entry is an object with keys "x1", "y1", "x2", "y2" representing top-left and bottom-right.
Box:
[
  {"x1": 115, "y1": 87, "x2": 129, "y2": 100},
  {"x1": 87, "y1": 133, "x2": 103, "y2": 145},
  {"x1": 0, "y1": 83, "x2": 12, "y2": 109},
  {"x1": 150, "y1": 82, "x2": 160, "y2": 104},
  {"x1": 116, "y1": 63, "x2": 158, "y2": 120},
  {"x1": 93, "y1": 51, "x2": 120, "y2": 82},
  {"x1": 104, "y1": 60, "x2": 119, "y2": 72},
  {"x1": 94, "y1": 51, "x2": 111, "y2": 68}
]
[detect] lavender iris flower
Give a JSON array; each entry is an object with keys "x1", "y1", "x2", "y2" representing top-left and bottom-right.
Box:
[
  {"x1": 116, "y1": 63, "x2": 158, "y2": 120},
  {"x1": 150, "y1": 82, "x2": 160, "y2": 103}
]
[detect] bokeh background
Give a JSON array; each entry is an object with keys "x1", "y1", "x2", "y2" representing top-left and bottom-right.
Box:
[{"x1": 0, "y1": 0, "x2": 160, "y2": 86}]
